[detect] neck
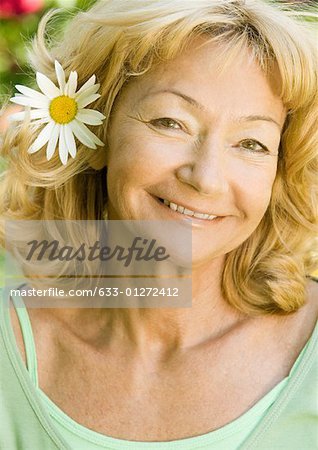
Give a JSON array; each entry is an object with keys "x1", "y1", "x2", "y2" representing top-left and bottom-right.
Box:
[
  {"x1": 110, "y1": 256, "x2": 245, "y2": 351},
  {"x1": 45, "y1": 256, "x2": 247, "y2": 362}
]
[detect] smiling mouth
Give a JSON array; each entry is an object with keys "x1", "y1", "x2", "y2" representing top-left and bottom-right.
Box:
[{"x1": 156, "y1": 197, "x2": 222, "y2": 221}]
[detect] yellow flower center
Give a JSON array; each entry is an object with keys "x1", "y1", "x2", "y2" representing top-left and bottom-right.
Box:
[{"x1": 49, "y1": 96, "x2": 78, "y2": 124}]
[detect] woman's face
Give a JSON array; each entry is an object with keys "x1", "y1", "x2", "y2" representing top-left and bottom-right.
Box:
[{"x1": 106, "y1": 40, "x2": 286, "y2": 266}]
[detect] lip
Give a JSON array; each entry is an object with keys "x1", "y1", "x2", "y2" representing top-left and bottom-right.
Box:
[{"x1": 151, "y1": 194, "x2": 227, "y2": 226}]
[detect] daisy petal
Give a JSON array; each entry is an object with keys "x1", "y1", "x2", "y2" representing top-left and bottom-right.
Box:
[
  {"x1": 10, "y1": 96, "x2": 49, "y2": 109},
  {"x1": 31, "y1": 117, "x2": 52, "y2": 125},
  {"x1": 75, "y1": 84, "x2": 100, "y2": 102},
  {"x1": 76, "y1": 109, "x2": 105, "y2": 125},
  {"x1": 76, "y1": 121, "x2": 104, "y2": 146},
  {"x1": 77, "y1": 93, "x2": 101, "y2": 109},
  {"x1": 9, "y1": 106, "x2": 31, "y2": 122},
  {"x1": 75, "y1": 75, "x2": 96, "y2": 96},
  {"x1": 64, "y1": 125, "x2": 77, "y2": 158},
  {"x1": 83, "y1": 124, "x2": 104, "y2": 146},
  {"x1": 15, "y1": 85, "x2": 48, "y2": 102},
  {"x1": 46, "y1": 124, "x2": 60, "y2": 160},
  {"x1": 36, "y1": 72, "x2": 61, "y2": 99},
  {"x1": 69, "y1": 120, "x2": 97, "y2": 149},
  {"x1": 55, "y1": 60, "x2": 66, "y2": 92},
  {"x1": 8, "y1": 112, "x2": 28, "y2": 122},
  {"x1": 9, "y1": 109, "x2": 49, "y2": 122},
  {"x1": 28, "y1": 121, "x2": 55, "y2": 154},
  {"x1": 65, "y1": 71, "x2": 78, "y2": 97},
  {"x1": 59, "y1": 126, "x2": 68, "y2": 165}
]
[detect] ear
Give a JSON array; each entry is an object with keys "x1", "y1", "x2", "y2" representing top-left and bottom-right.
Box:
[{"x1": 89, "y1": 147, "x2": 107, "y2": 170}]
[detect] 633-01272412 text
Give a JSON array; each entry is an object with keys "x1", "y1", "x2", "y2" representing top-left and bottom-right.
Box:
[{"x1": 9, "y1": 287, "x2": 180, "y2": 298}]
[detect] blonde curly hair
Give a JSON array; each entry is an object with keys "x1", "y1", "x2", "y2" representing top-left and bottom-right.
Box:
[{"x1": 0, "y1": 0, "x2": 317, "y2": 315}]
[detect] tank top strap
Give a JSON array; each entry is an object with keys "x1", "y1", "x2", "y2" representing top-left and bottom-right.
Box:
[{"x1": 10, "y1": 287, "x2": 39, "y2": 388}]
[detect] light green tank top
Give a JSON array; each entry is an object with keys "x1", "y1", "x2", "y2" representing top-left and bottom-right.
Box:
[{"x1": 0, "y1": 284, "x2": 317, "y2": 449}]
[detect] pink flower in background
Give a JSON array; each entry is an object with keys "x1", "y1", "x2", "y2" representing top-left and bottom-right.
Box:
[{"x1": 0, "y1": 0, "x2": 44, "y2": 17}]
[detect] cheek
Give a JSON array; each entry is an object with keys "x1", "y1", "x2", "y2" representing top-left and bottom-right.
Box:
[
  {"x1": 229, "y1": 157, "x2": 277, "y2": 216},
  {"x1": 108, "y1": 131, "x2": 182, "y2": 183}
]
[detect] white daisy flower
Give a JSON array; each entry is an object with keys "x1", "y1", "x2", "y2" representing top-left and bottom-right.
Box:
[{"x1": 9, "y1": 60, "x2": 105, "y2": 165}]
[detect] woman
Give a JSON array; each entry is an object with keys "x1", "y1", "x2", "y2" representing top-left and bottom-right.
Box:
[{"x1": 0, "y1": 0, "x2": 317, "y2": 449}]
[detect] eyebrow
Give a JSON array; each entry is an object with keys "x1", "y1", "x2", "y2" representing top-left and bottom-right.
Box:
[{"x1": 143, "y1": 89, "x2": 282, "y2": 130}]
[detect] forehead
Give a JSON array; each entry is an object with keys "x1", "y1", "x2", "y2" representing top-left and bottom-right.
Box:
[{"x1": 119, "y1": 39, "x2": 286, "y2": 125}]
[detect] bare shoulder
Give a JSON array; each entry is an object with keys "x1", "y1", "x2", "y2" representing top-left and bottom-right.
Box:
[
  {"x1": 9, "y1": 305, "x2": 67, "y2": 375},
  {"x1": 301, "y1": 276, "x2": 318, "y2": 336},
  {"x1": 9, "y1": 306, "x2": 27, "y2": 365},
  {"x1": 306, "y1": 276, "x2": 318, "y2": 304},
  {"x1": 286, "y1": 276, "x2": 318, "y2": 343},
  {"x1": 305, "y1": 277, "x2": 318, "y2": 321},
  {"x1": 264, "y1": 277, "x2": 318, "y2": 362}
]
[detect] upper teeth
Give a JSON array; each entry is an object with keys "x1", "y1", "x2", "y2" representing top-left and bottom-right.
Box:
[{"x1": 163, "y1": 199, "x2": 218, "y2": 220}]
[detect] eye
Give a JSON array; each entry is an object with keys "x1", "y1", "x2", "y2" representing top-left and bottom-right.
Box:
[
  {"x1": 238, "y1": 139, "x2": 270, "y2": 154},
  {"x1": 149, "y1": 117, "x2": 183, "y2": 130}
]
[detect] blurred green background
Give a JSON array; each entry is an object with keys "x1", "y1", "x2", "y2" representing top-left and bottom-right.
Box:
[{"x1": 0, "y1": 0, "x2": 97, "y2": 103}]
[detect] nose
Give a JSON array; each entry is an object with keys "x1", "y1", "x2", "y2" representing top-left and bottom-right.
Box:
[{"x1": 176, "y1": 137, "x2": 230, "y2": 196}]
